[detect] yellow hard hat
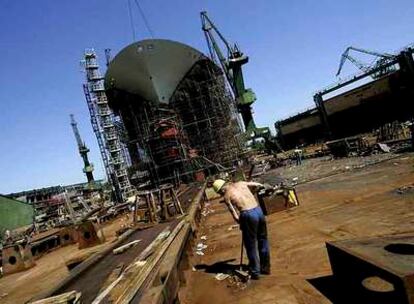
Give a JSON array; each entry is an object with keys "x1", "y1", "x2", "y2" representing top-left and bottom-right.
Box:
[{"x1": 213, "y1": 179, "x2": 226, "y2": 193}]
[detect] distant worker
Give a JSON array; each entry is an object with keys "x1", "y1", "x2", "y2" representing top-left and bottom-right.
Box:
[
  {"x1": 294, "y1": 147, "x2": 303, "y2": 166},
  {"x1": 213, "y1": 179, "x2": 270, "y2": 280}
]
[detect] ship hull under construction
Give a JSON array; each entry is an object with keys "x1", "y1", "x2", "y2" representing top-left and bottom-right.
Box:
[{"x1": 105, "y1": 39, "x2": 241, "y2": 186}]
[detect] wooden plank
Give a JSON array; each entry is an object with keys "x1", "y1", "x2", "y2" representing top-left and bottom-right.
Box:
[
  {"x1": 90, "y1": 224, "x2": 178, "y2": 303},
  {"x1": 97, "y1": 220, "x2": 187, "y2": 304},
  {"x1": 28, "y1": 291, "x2": 81, "y2": 304},
  {"x1": 141, "y1": 224, "x2": 191, "y2": 304},
  {"x1": 113, "y1": 240, "x2": 141, "y2": 255},
  {"x1": 32, "y1": 225, "x2": 145, "y2": 302},
  {"x1": 140, "y1": 286, "x2": 164, "y2": 304}
]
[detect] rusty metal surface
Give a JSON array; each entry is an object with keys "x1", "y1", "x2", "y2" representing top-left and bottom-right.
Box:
[
  {"x1": 76, "y1": 221, "x2": 101, "y2": 250},
  {"x1": 326, "y1": 234, "x2": 414, "y2": 304},
  {"x1": 328, "y1": 235, "x2": 414, "y2": 275},
  {"x1": 2, "y1": 244, "x2": 35, "y2": 275}
]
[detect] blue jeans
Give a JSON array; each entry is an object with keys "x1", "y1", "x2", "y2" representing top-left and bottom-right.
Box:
[{"x1": 239, "y1": 206, "x2": 270, "y2": 276}]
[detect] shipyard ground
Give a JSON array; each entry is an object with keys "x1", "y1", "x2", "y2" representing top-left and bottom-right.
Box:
[
  {"x1": 180, "y1": 152, "x2": 414, "y2": 304},
  {"x1": 0, "y1": 153, "x2": 413, "y2": 303},
  {"x1": 0, "y1": 215, "x2": 130, "y2": 304}
]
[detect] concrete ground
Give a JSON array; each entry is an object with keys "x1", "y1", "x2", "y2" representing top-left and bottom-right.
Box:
[{"x1": 180, "y1": 153, "x2": 414, "y2": 304}]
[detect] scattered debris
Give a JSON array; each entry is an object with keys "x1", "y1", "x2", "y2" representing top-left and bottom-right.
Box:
[
  {"x1": 377, "y1": 143, "x2": 391, "y2": 153},
  {"x1": 227, "y1": 275, "x2": 249, "y2": 290},
  {"x1": 396, "y1": 184, "x2": 414, "y2": 194},
  {"x1": 195, "y1": 251, "x2": 205, "y2": 256},
  {"x1": 227, "y1": 225, "x2": 239, "y2": 231},
  {"x1": 215, "y1": 273, "x2": 230, "y2": 281},
  {"x1": 196, "y1": 243, "x2": 208, "y2": 250},
  {"x1": 200, "y1": 235, "x2": 207, "y2": 241}
]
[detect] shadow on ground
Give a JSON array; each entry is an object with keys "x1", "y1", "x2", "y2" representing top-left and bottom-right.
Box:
[
  {"x1": 308, "y1": 275, "x2": 406, "y2": 304},
  {"x1": 195, "y1": 259, "x2": 249, "y2": 275}
]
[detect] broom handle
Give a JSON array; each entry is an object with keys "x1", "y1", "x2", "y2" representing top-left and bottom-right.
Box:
[{"x1": 240, "y1": 237, "x2": 244, "y2": 270}]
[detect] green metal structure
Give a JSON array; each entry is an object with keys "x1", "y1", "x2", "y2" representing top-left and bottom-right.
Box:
[
  {"x1": 200, "y1": 11, "x2": 280, "y2": 153},
  {"x1": 0, "y1": 195, "x2": 33, "y2": 237},
  {"x1": 201, "y1": 11, "x2": 257, "y2": 132}
]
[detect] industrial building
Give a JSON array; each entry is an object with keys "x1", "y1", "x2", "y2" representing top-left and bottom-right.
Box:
[{"x1": 275, "y1": 47, "x2": 414, "y2": 149}]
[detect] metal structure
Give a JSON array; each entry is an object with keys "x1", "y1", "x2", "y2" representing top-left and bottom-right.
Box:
[
  {"x1": 83, "y1": 49, "x2": 134, "y2": 202},
  {"x1": 70, "y1": 114, "x2": 94, "y2": 184},
  {"x1": 83, "y1": 84, "x2": 111, "y2": 183},
  {"x1": 200, "y1": 11, "x2": 256, "y2": 133},
  {"x1": 315, "y1": 46, "x2": 414, "y2": 139},
  {"x1": 274, "y1": 45, "x2": 414, "y2": 148},
  {"x1": 336, "y1": 46, "x2": 396, "y2": 78},
  {"x1": 200, "y1": 11, "x2": 276, "y2": 152},
  {"x1": 326, "y1": 235, "x2": 414, "y2": 304},
  {"x1": 104, "y1": 39, "x2": 242, "y2": 186}
]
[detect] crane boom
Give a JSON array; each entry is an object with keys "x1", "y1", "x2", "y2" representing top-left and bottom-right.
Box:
[
  {"x1": 70, "y1": 114, "x2": 85, "y2": 151},
  {"x1": 201, "y1": 12, "x2": 233, "y2": 90},
  {"x1": 70, "y1": 114, "x2": 95, "y2": 183},
  {"x1": 336, "y1": 46, "x2": 396, "y2": 77},
  {"x1": 347, "y1": 46, "x2": 394, "y2": 59}
]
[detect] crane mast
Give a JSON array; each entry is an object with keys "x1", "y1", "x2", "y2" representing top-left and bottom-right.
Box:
[{"x1": 70, "y1": 114, "x2": 95, "y2": 183}]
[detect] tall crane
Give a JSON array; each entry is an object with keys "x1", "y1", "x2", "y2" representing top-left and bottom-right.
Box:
[
  {"x1": 70, "y1": 114, "x2": 95, "y2": 183},
  {"x1": 201, "y1": 11, "x2": 257, "y2": 133},
  {"x1": 336, "y1": 46, "x2": 395, "y2": 78}
]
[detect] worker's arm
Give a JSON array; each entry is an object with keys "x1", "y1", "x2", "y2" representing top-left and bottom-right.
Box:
[
  {"x1": 245, "y1": 181, "x2": 265, "y2": 193},
  {"x1": 245, "y1": 181, "x2": 264, "y2": 188},
  {"x1": 224, "y1": 196, "x2": 239, "y2": 223}
]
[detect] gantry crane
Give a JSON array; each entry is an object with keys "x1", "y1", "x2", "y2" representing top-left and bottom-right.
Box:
[
  {"x1": 70, "y1": 114, "x2": 95, "y2": 184},
  {"x1": 336, "y1": 46, "x2": 396, "y2": 79}
]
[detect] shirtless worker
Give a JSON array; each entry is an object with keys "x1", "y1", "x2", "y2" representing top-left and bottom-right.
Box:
[{"x1": 213, "y1": 179, "x2": 271, "y2": 280}]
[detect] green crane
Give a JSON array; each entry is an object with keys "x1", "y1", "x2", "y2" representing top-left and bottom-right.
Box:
[
  {"x1": 201, "y1": 11, "x2": 259, "y2": 133},
  {"x1": 200, "y1": 11, "x2": 281, "y2": 152}
]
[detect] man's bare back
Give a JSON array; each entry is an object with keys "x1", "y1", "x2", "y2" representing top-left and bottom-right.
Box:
[{"x1": 223, "y1": 181, "x2": 263, "y2": 222}]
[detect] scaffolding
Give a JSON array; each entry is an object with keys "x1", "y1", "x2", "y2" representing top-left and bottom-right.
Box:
[
  {"x1": 111, "y1": 59, "x2": 242, "y2": 186},
  {"x1": 83, "y1": 49, "x2": 134, "y2": 202},
  {"x1": 171, "y1": 60, "x2": 242, "y2": 166}
]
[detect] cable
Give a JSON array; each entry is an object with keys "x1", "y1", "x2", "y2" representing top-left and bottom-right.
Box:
[
  {"x1": 133, "y1": 0, "x2": 155, "y2": 38},
  {"x1": 127, "y1": 0, "x2": 136, "y2": 41}
]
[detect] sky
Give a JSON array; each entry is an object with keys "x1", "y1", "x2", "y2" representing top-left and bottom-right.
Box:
[{"x1": 1, "y1": 0, "x2": 413, "y2": 193}]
